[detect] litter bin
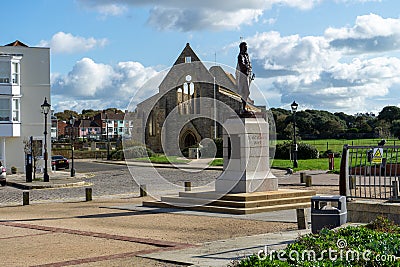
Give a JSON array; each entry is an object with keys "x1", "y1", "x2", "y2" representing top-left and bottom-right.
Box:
[{"x1": 311, "y1": 195, "x2": 347, "y2": 234}]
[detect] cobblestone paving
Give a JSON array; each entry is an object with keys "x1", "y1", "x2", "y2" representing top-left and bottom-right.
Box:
[{"x1": 0, "y1": 162, "x2": 221, "y2": 206}]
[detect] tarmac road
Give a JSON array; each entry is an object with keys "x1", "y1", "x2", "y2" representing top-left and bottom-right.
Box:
[{"x1": 0, "y1": 159, "x2": 222, "y2": 206}]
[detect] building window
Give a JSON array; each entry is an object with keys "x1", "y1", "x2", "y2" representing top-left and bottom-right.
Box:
[
  {"x1": 0, "y1": 99, "x2": 10, "y2": 121},
  {"x1": 0, "y1": 61, "x2": 10, "y2": 84},
  {"x1": 177, "y1": 75, "x2": 196, "y2": 115},
  {"x1": 148, "y1": 111, "x2": 156, "y2": 136},
  {"x1": 11, "y1": 62, "x2": 19, "y2": 84},
  {"x1": 12, "y1": 99, "x2": 19, "y2": 122},
  {"x1": 185, "y1": 56, "x2": 191, "y2": 63}
]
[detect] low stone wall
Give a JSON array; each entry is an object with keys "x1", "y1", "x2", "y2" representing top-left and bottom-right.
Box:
[{"x1": 347, "y1": 200, "x2": 400, "y2": 224}]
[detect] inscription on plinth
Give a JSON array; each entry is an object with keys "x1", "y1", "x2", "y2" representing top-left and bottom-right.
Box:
[{"x1": 216, "y1": 117, "x2": 277, "y2": 193}]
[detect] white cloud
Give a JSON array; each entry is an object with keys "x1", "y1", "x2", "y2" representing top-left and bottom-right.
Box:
[
  {"x1": 38, "y1": 32, "x2": 108, "y2": 54},
  {"x1": 245, "y1": 14, "x2": 400, "y2": 113},
  {"x1": 147, "y1": 7, "x2": 263, "y2": 31},
  {"x1": 95, "y1": 3, "x2": 127, "y2": 16},
  {"x1": 75, "y1": 0, "x2": 334, "y2": 31},
  {"x1": 51, "y1": 58, "x2": 158, "y2": 111},
  {"x1": 326, "y1": 14, "x2": 400, "y2": 54},
  {"x1": 326, "y1": 14, "x2": 400, "y2": 40}
]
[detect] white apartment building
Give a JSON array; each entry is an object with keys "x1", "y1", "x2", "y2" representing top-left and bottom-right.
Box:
[{"x1": 0, "y1": 40, "x2": 50, "y2": 173}]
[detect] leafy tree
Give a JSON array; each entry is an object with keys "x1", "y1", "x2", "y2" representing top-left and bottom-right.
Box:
[
  {"x1": 334, "y1": 112, "x2": 355, "y2": 128},
  {"x1": 377, "y1": 106, "x2": 400, "y2": 123},
  {"x1": 355, "y1": 115, "x2": 373, "y2": 133},
  {"x1": 390, "y1": 119, "x2": 400, "y2": 139},
  {"x1": 54, "y1": 110, "x2": 79, "y2": 121}
]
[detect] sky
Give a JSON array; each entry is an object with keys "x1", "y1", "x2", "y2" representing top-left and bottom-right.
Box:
[{"x1": 3, "y1": 0, "x2": 400, "y2": 115}]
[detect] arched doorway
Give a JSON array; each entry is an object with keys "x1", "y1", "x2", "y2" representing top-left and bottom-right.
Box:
[
  {"x1": 180, "y1": 130, "x2": 199, "y2": 157},
  {"x1": 183, "y1": 132, "x2": 197, "y2": 148}
]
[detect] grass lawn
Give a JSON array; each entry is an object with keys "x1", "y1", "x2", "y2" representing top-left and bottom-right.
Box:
[
  {"x1": 277, "y1": 138, "x2": 398, "y2": 153},
  {"x1": 209, "y1": 157, "x2": 341, "y2": 172},
  {"x1": 135, "y1": 154, "x2": 190, "y2": 164},
  {"x1": 209, "y1": 158, "x2": 223, "y2": 166},
  {"x1": 272, "y1": 158, "x2": 341, "y2": 172}
]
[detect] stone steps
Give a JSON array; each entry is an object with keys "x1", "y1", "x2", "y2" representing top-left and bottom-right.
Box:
[
  {"x1": 142, "y1": 189, "x2": 316, "y2": 215},
  {"x1": 178, "y1": 189, "x2": 315, "y2": 201},
  {"x1": 160, "y1": 195, "x2": 312, "y2": 209}
]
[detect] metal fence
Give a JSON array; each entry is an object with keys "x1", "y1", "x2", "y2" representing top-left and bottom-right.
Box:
[{"x1": 341, "y1": 145, "x2": 400, "y2": 200}]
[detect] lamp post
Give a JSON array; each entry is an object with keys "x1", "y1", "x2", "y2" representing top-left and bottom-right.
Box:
[
  {"x1": 291, "y1": 101, "x2": 298, "y2": 168},
  {"x1": 41, "y1": 97, "x2": 51, "y2": 182},
  {"x1": 105, "y1": 114, "x2": 110, "y2": 160},
  {"x1": 69, "y1": 115, "x2": 76, "y2": 177}
]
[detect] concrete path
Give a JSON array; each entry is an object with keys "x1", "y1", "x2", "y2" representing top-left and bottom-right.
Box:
[
  {"x1": 107, "y1": 204, "x2": 312, "y2": 223},
  {"x1": 0, "y1": 159, "x2": 343, "y2": 266},
  {"x1": 103, "y1": 204, "x2": 312, "y2": 266},
  {"x1": 140, "y1": 229, "x2": 310, "y2": 267}
]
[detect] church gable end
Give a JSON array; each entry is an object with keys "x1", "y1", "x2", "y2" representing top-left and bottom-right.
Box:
[{"x1": 173, "y1": 43, "x2": 201, "y2": 65}]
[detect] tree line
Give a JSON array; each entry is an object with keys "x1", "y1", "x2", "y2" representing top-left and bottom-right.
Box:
[
  {"x1": 272, "y1": 106, "x2": 400, "y2": 140},
  {"x1": 54, "y1": 108, "x2": 123, "y2": 121}
]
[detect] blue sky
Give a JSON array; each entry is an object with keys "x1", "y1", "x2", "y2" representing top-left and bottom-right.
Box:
[{"x1": 2, "y1": 0, "x2": 400, "y2": 114}]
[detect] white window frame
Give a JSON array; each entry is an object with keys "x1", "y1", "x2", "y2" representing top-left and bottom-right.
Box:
[
  {"x1": 12, "y1": 98, "x2": 20, "y2": 122},
  {"x1": 0, "y1": 97, "x2": 21, "y2": 123},
  {"x1": 11, "y1": 61, "x2": 20, "y2": 85}
]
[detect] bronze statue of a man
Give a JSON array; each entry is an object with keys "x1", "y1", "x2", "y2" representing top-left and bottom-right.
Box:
[{"x1": 236, "y1": 42, "x2": 254, "y2": 112}]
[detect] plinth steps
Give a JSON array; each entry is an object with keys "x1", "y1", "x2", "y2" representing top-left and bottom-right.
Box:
[{"x1": 142, "y1": 189, "x2": 316, "y2": 215}]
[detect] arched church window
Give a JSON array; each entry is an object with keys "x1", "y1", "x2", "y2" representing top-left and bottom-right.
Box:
[
  {"x1": 177, "y1": 75, "x2": 197, "y2": 115},
  {"x1": 148, "y1": 111, "x2": 156, "y2": 136},
  {"x1": 177, "y1": 88, "x2": 183, "y2": 114}
]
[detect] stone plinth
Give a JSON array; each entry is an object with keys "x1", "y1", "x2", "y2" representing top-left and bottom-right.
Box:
[{"x1": 215, "y1": 116, "x2": 277, "y2": 193}]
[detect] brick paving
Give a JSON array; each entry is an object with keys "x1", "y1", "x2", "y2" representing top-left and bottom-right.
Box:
[{"x1": 0, "y1": 220, "x2": 196, "y2": 267}]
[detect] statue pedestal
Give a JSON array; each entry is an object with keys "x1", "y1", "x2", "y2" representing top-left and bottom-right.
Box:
[
  {"x1": 215, "y1": 116, "x2": 277, "y2": 193},
  {"x1": 142, "y1": 115, "x2": 316, "y2": 214}
]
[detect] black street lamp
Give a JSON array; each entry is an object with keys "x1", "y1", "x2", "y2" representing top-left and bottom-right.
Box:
[
  {"x1": 291, "y1": 101, "x2": 298, "y2": 168},
  {"x1": 105, "y1": 114, "x2": 111, "y2": 160},
  {"x1": 69, "y1": 115, "x2": 76, "y2": 177},
  {"x1": 41, "y1": 97, "x2": 51, "y2": 182}
]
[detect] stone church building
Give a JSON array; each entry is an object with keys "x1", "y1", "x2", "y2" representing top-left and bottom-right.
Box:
[{"x1": 131, "y1": 43, "x2": 264, "y2": 156}]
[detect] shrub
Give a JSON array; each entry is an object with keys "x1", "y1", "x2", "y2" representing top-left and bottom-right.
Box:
[
  {"x1": 110, "y1": 150, "x2": 124, "y2": 160},
  {"x1": 11, "y1": 166, "x2": 17, "y2": 174},
  {"x1": 119, "y1": 146, "x2": 154, "y2": 160},
  {"x1": 234, "y1": 216, "x2": 400, "y2": 267},
  {"x1": 274, "y1": 141, "x2": 291, "y2": 159},
  {"x1": 214, "y1": 138, "x2": 223, "y2": 158},
  {"x1": 297, "y1": 143, "x2": 319, "y2": 159},
  {"x1": 275, "y1": 142, "x2": 319, "y2": 160}
]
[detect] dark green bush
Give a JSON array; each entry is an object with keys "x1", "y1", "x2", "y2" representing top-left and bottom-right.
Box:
[
  {"x1": 214, "y1": 138, "x2": 223, "y2": 158},
  {"x1": 112, "y1": 146, "x2": 154, "y2": 160},
  {"x1": 297, "y1": 143, "x2": 319, "y2": 159},
  {"x1": 275, "y1": 142, "x2": 319, "y2": 160},
  {"x1": 274, "y1": 141, "x2": 291, "y2": 159},
  {"x1": 110, "y1": 150, "x2": 124, "y2": 160},
  {"x1": 234, "y1": 216, "x2": 400, "y2": 267}
]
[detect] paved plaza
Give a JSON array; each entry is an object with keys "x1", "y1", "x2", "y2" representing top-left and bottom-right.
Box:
[{"x1": 0, "y1": 159, "x2": 339, "y2": 266}]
